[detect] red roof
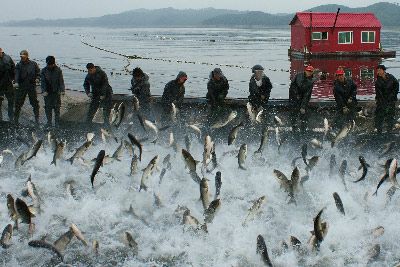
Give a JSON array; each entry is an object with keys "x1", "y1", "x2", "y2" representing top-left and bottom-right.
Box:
[{"x1": 290, "y1": 12, "x2": 381, "y2": 28}]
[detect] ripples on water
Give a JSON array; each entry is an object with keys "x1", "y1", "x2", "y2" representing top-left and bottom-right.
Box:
[{"x1": 0, "y1": 120, "x2": 400, "y2": 266}]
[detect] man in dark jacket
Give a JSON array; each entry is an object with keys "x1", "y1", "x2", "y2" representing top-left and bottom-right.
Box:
[
  {"x1": 162, "y1": 71, "x2": 187, "y2": 109},
  {"x1": 374, "y1": 64, "x2": 399, "y2": 133},
  {"x1": 289, "y1": 65, "x2": 316, "y2": 132},
  {"x1": 207, "y1": 68, "x2": 229, "y2": 107},
  {"x1": 41, "y1": 56, "x2": 65, "y2": 128},
  {"x1": 0, "y1": 48, "x2": 15, "y2": 121},
  {"x1": 84, "y1": 63, "x2": 113, "y2": 126},
  {"x1": 131, "y1": 67, "x2": 151, "y2": 114},
  {"x1": 333, "y1": 69, "x2": 357, "y2": 129},
  {"x1": 14, "y1": 50, "x2": 40, "y2": 125},
  {"x1": 248, "y1": 65, "x2": 272, "y2": 110}
]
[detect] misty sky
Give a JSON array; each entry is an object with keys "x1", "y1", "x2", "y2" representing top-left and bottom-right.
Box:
[{"x1": 1, "y1": 0, "x2": 387, "y2": 22}]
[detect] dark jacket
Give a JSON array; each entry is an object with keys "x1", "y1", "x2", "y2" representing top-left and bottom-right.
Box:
[
  {"x1": 206, "y1": 72, "x2": 229, "y2": 105},
  {"x1": 375, "y1": 73, "x2": 399, "y2": 110},
  {"x1": 333, "y1": 78, "x2": 357, "y2": 111},
  {"x1": 289, "y1": 72, "x2": 315, "y2": 110},
  {"x1": 15, "y1": 59, "x2": 40, "y2": 90},
  {"x1": 248, "y1": 74, "x2": 272, "y2": 109},
  {"x1": 83, "y1": 66, "x2": 113, "y2": 97},
  {"x1": 161, "y1": 79, "x2": 185, "y2": 108},
  {"x1": 131, "y1": 73, "x2": 151, "y2": 103},
  {"x1": 41, "y1": 66, "x2": 65, "y2": 94},
  {"x1": 0, "y1": 52, "x2": 15, "y2": 89}
]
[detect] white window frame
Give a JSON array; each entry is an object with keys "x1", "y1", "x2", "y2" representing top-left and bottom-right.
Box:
[
  {"x1": 338, "y1": 31, "x2": 353, "y2": 44},
  {"x1": 361, "y1": 31, "x2": 376, "y2": 43},
  {"x1": 360, "y1": 68, "x2": 374, "y2": 80},
  {"x1": 312, "y1": 31, "x2": 328, "y2": 40}
]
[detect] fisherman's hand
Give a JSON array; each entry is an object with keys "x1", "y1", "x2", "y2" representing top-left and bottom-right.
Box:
[
  {"x1": 261, "y1": 95, "x2": 266, "y2": 100},
  {"x1": 87, "y1": 93, "x2": 93, "y2": 98},
  {"x1": 35, "y1": 78, "x2": 40, "y2": 85},
  {"x1": 343, "y1": 107, "x2": 349, "y2": 114},
  {"x1": 300, "y1": 108, "x2": 305, "y2": 114},
  {"x1": 42, "y1": 92, "x2": 48, "y2": 97},
  {"x1": 100, "y1": 95, "x2": 105, "y2": 100},
  {"x1": 347, "y1": 99, "x2": 352, "y2": 104}
]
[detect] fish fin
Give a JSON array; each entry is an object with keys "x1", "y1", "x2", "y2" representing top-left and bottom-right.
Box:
[{"x1": 67, "y1": 158, "x2": 74, "y2": 165}]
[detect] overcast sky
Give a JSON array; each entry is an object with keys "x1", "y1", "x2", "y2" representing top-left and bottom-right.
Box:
[{"x1": 1, "y1": 0, "x2": 388, "y2": 22}]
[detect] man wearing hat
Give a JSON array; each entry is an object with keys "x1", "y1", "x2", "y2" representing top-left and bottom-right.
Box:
[
  {"x1": 289, "y1": 65, "x2": 317, "y2": 132},
  {"x1": 162, "y1": 71, "x2": 187, "y2": 109},
  {"x1": 41, "y1": 56, "x2": 65, "y2": 128},
  {"x1": 0, "y1": 48, "x2": 15, "y2": 122},
  {"x1": 375, "y1": 64, "x2": 399, "y2": 133},
  {"x1": 14, "y1": 50, "x2": 40, "y2": 125},
  {"x1": 333, "y1": 68, "x2": 357, "y2": 129},
  {"x1": 248, "y1": 64, "x2": 272, "y2": 110},
  {"x1": 83, "y1": 63, "x2": 113, "y2": 126},
  {"x1": 206, "y1": 68, "x2": 229, "y2": 108}
]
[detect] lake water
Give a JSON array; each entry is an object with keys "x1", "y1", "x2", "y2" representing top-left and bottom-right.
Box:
[{"x1": 1, "y1": 26, "x2": 399, "y2": 100}]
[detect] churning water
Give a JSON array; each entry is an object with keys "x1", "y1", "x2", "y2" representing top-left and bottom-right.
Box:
[{"x1": 0, "y1": 119, "x2": 400, "y2": 266}]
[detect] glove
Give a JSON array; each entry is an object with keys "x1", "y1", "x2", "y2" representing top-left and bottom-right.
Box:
[
  {"x1": 42, "y1": 92, "x2": 48, "y2": 97},
  {"x1": 260, "y1": 95, "x2": 266, "y2": 100},
  {"x1": 87, "y1": 93, "x2": 93, "y2": 98},
  {"x1": 300, "y1": 108, "x2": 306, "y2": 114},
  {"x1": 343, "y1": 107, "x2": 349, "y2": 114},
  {"x1": 35, "y1": 78, "x2": 40, "y2": 85},
  {"x1": 347, "y1": 98, "x2": 352, "y2": 104},
  {"x1": 100, "y1": 95, "x2": 105, "y2": 100}
]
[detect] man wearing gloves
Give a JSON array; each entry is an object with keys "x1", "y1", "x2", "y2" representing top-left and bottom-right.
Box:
[
  {"x1": 14, "y1": 50, "x2": 40, "y2": 125},
  {"x1": 374, "y1": 64, "x2": 399, "y2": 133},
  {"x1": 206, "y1": 68, "x2": 229, "y2": 108},
  {"x1": 248, "y1": 64, "x2": 272, "y2": 110},
  {"x1": 83, "y1": 63, "x2": 113, "y2": 126},
  {"x1": 333, "y1": 68, "x2": 357, "y2": 129},
  {"x1": 41, "y1": 56, "x2": 65, "y2": 128},
  {"x1": 0, "y1": 48, "x2": 15, "y2": 122},
  {"x1": 289, "y1": 65, "x2": 316, "y2": 132}
]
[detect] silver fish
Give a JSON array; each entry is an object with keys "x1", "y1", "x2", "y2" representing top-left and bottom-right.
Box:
[
  {"x1": 333, "y1": 192, "x2": 345, "y2": 215},
  {"x1": 130, "y1": 154, "x2": 138, "y2": 176},
  {"x1": 0, "y1": 224, "x2": 13, "y2": 249},
  {"x1": 23, "y1": 139, "x2": 43, "y2": 164},
  {"x1": 255, "y1": 127, "x2": 269, "y2": 154},
  {"x1": 70, "y1": 223, "x2": 88, "y2": 246},
  {"x1": 353, "y1": 156, "x2": 370, "y2": 183},
  {"x1": 238, "y1": 144, "x2": 247, "y2": 170},
  {"x1": 331, "y1": 121, "x2": 353, "y2": 147},
  {"x1": 211, "y1": 110, "x2": 237, "y2": 129},
  {"x1": 124, "y1": 232, "x2": 138, "y2": 255},
  {"x1": 140, "y1": 155, "x2": 159, "y2": 191},
  {"x1": 243, "y1": 196, "x2": 266, "y2": 226},
  {"x1": 256, "y1": 235, "x2": 273, "y2": 267},
  {"x1": 200, "y1": 178, "x2": 210, "y2": 210},
  {"x1": 204, "y1": 199, "x2": 221, "y2": 224},
  {"x1": 215, "y1": 171, "x2": 222, "y2": 199},
  {"x1": 112, "y1": 141, "x2": 125, "y2": 161},
  {"x1": 51, "y1": 140, "x2": 65, "y2": 166},
  {"x1": 228, "y1": 121, "x2": 243, "y2": 145},
  {"x1": 67, "y1": 141, "x2": 92, "y2": 164},
  {"x1": 53, "y1": 229, "x2": 74, "y2": 252},
  {"x1": 28, "y1": 240, "x2": 63, "y2": 262}
]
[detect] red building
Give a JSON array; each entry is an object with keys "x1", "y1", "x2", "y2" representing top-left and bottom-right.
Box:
[{"x1": 289, "y1": 12, "x2": 395, "y2": 58}]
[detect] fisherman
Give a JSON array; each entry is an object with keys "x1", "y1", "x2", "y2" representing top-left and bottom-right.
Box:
[
  {"x1": 84, "y1": 63, "x2": 113, "y2": 126},
  {"x1": 333, "y1": 68, "x2": 357, "y2": 129},
  {"x1": 248, "y1": 64, "x2": 272, "y2": 110},
  {"x1": 289, "y1": 65, "x2": 316, "y2": 132},
  {"x1": 161, "y1": 71, "x2": 187, "y2": 125},
  {"x1": 130, "y1": 67, "x2": 151, "y2": 113},
  {"x1": 14, "y1": 50, "x2": 40, "y2": 125},
  {"x1": 162, "y1": 71, "x2": 187, "y2": 108},
  {"x1": 374, "y1": 64, "x2": 399, "y2": 133},
  {"x1": 0, "y1": 48, "x2": 15, "y2": 122},
  {"x1": 206, "y1": 68, "x2": 229, "y2": 108},
  {"x1": 41, "y1": 56, "x2": 65, "y2": 128}
]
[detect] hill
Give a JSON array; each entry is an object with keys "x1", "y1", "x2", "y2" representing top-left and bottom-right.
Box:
[{"x1": 4, "y1": 2, "x2": 400, "y2": 27}]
